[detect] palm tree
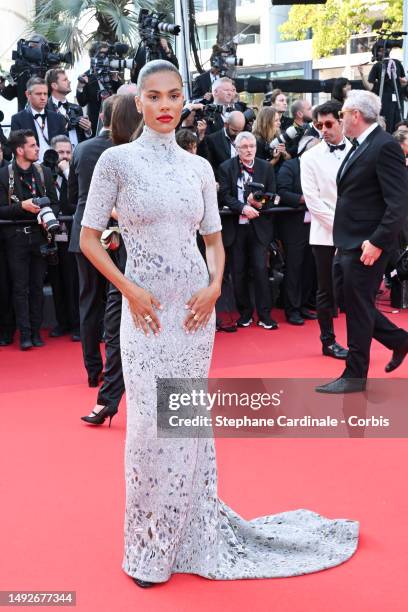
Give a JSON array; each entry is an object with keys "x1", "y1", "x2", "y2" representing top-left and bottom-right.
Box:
[{"x1": 30, "y1": 0, "x2": 176, "y2": 60}]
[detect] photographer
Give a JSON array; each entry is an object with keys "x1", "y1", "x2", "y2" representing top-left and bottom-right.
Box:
[
  {"x1": 46, "y1": 69, "x2": 92, "y2": 147},
  {"x1": 266, "y1": 89, "x2": 292, "y2": 131},
  {"x1": 253, "y1": 107, "x2": 291, "y2": 173},
  {"x1": 45, "y1": 135, "x2": 80, "y2": 341},
  {"x1": 11, "y1": 76, "x2": 67, "y2": 162},
  {"x1": 0, "y1": 129, "x2": 58, "y2": 350},
  {"x1": 76, "y1": 42, "x2": 122, "y2": 136},
  {"x1": 0, "y1": 34, "x2": 47, "y2": 111},
  {"x1": 285, "y1": 99, "x2": 313, "y2": 158},
  {"x1": 218, "y1": 131, "x2": 277, "y2": 330},
  {"x1": 204, "y1": 77, "x2": 236, "y2": 135},
  {"x1": 178, "y1": 102, "x2": 208, "y2": 153},
  {"x1": 192, "y1": 46, "x2": 224, "y2": 99}
]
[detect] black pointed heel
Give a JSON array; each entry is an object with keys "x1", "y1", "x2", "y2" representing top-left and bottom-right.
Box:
[
  {"x1": 81, "y1": 407, "x2": 117, "y2": 427},
  {"x1": 133, "y1": 578, "x2": 157, "y2": 588}
]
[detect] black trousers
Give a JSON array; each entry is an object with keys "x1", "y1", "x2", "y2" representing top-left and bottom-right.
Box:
[
  {"x1": 0, "y1": 242, "x2": 15, "y2": 334},
  {"x1": 230, "y1": 224, "x2": 271, "y2": 321},
  {"x1": 281, "y1": 224, "x2": 315, "y2": 315},
  {"x1": 5, "y1": 230, "x2": 47, "y2": 334},
  {"x1": 76, "y1": 252, "x2": 107, "y2": 378},
  {"x1": 312, "y1": 245, "x2": 337, "y2": 346},
  {"x1": 48, "y1": 241, "x2": 80, "y2": 332},
  {"x1": 335, "y1": 248, "x2": 408, "y2": 379},
  {"x1": 96, "y1": 242, "x2": 126, "y2": 411}
]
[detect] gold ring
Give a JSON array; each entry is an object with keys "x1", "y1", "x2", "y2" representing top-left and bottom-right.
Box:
[
  {"x1": 193, "y1": 314, "x2": 199, "y2": 321},
  {"x1": 144, "y1": 315, "x2": 152, "y2": 323}
]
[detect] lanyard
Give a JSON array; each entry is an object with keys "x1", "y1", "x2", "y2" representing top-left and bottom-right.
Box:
[
  {"x1": 20, "y1": 172, "x2": 37, "y2": 197},
  {"x1": 34, "y1": 114, "x2": 50, "y2": 145}
]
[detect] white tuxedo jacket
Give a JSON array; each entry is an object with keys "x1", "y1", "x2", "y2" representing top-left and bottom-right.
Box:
[{"x1": 300, "y1": 139, "x2": 352, "y2": 246}]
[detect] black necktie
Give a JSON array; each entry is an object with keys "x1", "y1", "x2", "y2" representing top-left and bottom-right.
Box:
[{"x1": 328, "y1": 143, "x2": 346, "y2": 153}]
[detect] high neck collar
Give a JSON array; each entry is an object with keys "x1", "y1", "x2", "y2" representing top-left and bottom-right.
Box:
[{"x1": 138, "y1": 125, "x2": 177, "y2": 150}]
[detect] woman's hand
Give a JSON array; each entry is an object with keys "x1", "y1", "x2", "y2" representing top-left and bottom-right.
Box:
[
  {"x1": 184, "y1": 284, "x2": 221, "y2": 333},
  {"x1": 125, "y1": 282, "x2": 163, "y2": 336}
]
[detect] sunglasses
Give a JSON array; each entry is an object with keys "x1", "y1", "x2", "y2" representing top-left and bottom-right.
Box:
[
  {"x1": 315, "y1": 120, "x2": 338, "y2": 130},
  {"x1": 338, "y1": 109, "x2": 355, "y2": 119}
]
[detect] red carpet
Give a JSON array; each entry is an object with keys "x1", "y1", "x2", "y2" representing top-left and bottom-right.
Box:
[{"x1": 0, "y1": 310, "x2": 407, "y2": 611}]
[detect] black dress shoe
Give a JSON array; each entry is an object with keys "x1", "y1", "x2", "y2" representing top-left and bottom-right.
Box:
[
  {"x1": 81, "y1": 406, "x2": 117, "y2": 427},
  {"x1": 300, "y1": 308, "x2": 318, "y2": 320},
  {"x1": 0, "y1": 331, "x2": 13, "y2": 346},
  {"x1": 385, "y1": 340, "x2": 408, "y2": 373},
  {"x1": 31, "y1": 332, "x2": 45, "y2": 347},
  {"x1": 71, "y1": 331, "x2": 81, "y2": 342},
  {"x1": 322, "y1": 342, "x2": 348, "y2": 360},
  {"x1": 49, "y1": 325, "x2": 68, "y2": 338},
  {"x1": 20, "y1": 335, "x2": 33, "y2": 351},
  {"x1": 315, "y1": 377, "x2": 366, "y2": 394},
  {"x1": 286, "y1": 312, "x2": 304, "y2": 326},
  {"x1": 133, "y1": 578, "x2": 157, "y2": 588}
]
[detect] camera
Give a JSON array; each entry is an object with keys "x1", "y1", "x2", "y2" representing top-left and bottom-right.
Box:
[
  {"x1": 10, "y1": 38, "x2": 72, "y2": 80},
  {"x1": 138, "y1": 9, "x2": 180, "y2": 38},
  {"x1": 210, "y1": 45, "x2": 243, "y2": 77},
  {"x1": 371, "y1": 31, "x2": 405, "y2": 62},
  {"x1": 87, "y1": 42, "x2": 134, "y2": 100},
  {"x1": 269, "y1": 124, "x2": 307, "y2": 151},
  {"x1": 195, "y1": 103, "x2": 226, "y2": 125},
  {"x1": 34, "y1": 196, "x2": 59, "y2": 235},
  {"x1": 244, "y1": 182, "x2": 276, "y2": 207}
]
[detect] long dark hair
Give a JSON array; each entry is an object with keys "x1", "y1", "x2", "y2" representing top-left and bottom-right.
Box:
[
  {"x1": 110, "y1": 95, "x2": 143, "y2": 145},
  {"x1": 332, "y1": 78, "x2": 350, "y2": 104}
]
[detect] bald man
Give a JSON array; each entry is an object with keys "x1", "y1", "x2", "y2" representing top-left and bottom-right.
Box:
[{"x1": 204, "y1": 110, "x2": 246, "y2": 180}]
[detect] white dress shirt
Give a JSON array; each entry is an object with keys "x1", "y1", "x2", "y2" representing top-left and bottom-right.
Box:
[
  {"x1": 237, "y1": 161, "x2": 254, "y2": 225},
  {"x1": 51, "y1": 95, "x2": 79, "y2": 148},
  {"x1": 30, "y1": 107, "x2": 50, "y2": 163},
  {"x1": 300, "y1": 139, "x2": 352, "y2": 246}
]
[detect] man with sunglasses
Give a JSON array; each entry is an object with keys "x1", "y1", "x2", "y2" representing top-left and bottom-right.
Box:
[
  {"x1": 301, "y1": 100, "x2": 351, "y2": 360},
  {"x1": 315, "y1": 90, "x2": 408, "y2": 393}
]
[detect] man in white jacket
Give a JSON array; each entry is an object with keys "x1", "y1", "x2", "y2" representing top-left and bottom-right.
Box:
[{"x1": 300, "y1": 100, "x2": 350, "y2": 359}]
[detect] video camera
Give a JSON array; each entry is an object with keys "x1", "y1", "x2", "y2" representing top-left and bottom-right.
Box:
[
  {"x1": 210, "y1": 45, "x2": 243, "y2": 78},
  {"x1": 371, "y1": 30, "x2": 406, "y2": 62},
  {"x1": 244, "y1": 182, "x2": 276, "y2": 207},
  {"x1": 81, "y1": 41, "x2": 134, "y2": 100},
  {"x1": 10, "y1": 38, "x2": 72, "y2": 80},
  {"x1": 195, "y1": 103, "x2": 229, "y2": 125},
  {"x1": 138, "y1": 9, "x2": 180, "y2": 62}
]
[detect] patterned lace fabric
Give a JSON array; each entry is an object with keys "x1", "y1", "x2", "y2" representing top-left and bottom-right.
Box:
[{"x1": 82, "y1": 125, "x2": 359, "y2": 583}]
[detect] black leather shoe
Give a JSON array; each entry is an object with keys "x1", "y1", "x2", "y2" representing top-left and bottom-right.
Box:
[
  {"x1": 0, "y1": 331, "x2": 13, "y2": 346},
  {"x1": 81, "y1": 406, "x2": 117, "y2": 427},
  {"x1": 322, "y1": 342, "x2": 348, "y2": 360},
  {"x1": 71, "y1": 331, "x2": 81, "y2": 342},
  {"x1": 49, "y1": 325, "x2": 68, "y2": 338},
  {"x1": 31, "y1": 332, "x2": 45, "y2": 347},
  {"x1": 315, "y1": 377, "x2": 366, "y2": 394},
  {"x1": 133, "y1": 578, "x2": 157, "y2": 588},
  {"x1": 385, "y1": 340, "x2": 408, "y2": 373},
  {"x1": 286, "y1": 312, "x2": 304, "y2": 326},
  {"x1": 300, "y1": 308, "x2": 318, "y2": 320},
  {"x1": 20, "y1": 334, "x2": 33, "y2": 351}
]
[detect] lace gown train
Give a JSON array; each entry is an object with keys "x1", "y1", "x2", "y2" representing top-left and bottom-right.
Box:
[{"x1": 82, "y1": 126, "x2": 359, "y2": 582}]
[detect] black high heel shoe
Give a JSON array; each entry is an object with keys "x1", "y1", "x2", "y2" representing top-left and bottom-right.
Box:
[
  {"x1": 133, "y1": 578, "x2": 157, "y2": 588},
  {"x1": 81, "y1": 406, "x2": 117, "y2": 427}
]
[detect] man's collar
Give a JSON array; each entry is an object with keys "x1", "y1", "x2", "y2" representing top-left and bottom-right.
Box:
[
  {"x1": 30, "y1": 106, "x2": 45, "y2": 116},
  {"x1": 52, "y1": 95, "x2": 66, "y2": 105}
]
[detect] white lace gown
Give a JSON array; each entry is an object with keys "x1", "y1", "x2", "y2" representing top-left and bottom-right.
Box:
[{"x1": 82, "y1": 126, "x2": 359, "y2": 583}]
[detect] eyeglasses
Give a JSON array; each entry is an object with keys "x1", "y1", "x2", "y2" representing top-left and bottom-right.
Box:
[
  {"x1": 237, "y1": 144, "x2": 256, "y2": 150},
  {"x1": 338, "y1": 109, "x2": 355, "y2": 119},
  {"x1": 315, "y1": 120, "x2": 337, "y2": 130}
]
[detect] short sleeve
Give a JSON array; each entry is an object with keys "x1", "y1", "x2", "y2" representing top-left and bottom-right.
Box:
[
  {"x1": 198, "y1": 158, "x2": 222, "y2": 236},
  {"x1": 81, "y1": 148, "x2": 119, "y2": 231}
]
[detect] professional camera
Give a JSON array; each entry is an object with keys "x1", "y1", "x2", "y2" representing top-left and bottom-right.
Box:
[
  {"x1": 195, "y1": 103, "x2": 226, "y2": 125},
  {"x1": 34, "y1": 196, "x2": 59, "y2": 235},
  {"x1": 244, "y1": 182, "x2": 276, "y2": 207},
  {"x1": 210, "y1": 45, "x2": 243, "y2": 77},
  {"x1": 371, "y1": 31, "x2": 404, "y2": 62},
  {"x1": 10, "y1": 38, "x2": 72, "y2": 80},
  {"x1": 269, "y1": 123, "x2": 307, "y2": 151},
  {"x1": 137, "y1": 9, "x2": 180, "y2": 63}
]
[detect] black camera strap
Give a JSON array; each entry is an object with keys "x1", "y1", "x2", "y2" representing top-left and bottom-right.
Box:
[{"x1": 8, "y1": 162, "x2": 46, "y2": 205}]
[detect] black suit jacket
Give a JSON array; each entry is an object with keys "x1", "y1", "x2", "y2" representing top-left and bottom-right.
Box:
[
  {"x1": 334, "y1": 125, "x2": 408, "y2": 251},
  {"x1": 0, "y1": 162, "x2": 59, "y2": 237},
  {"x1": 204, "y1": 129, "x2": 234, "y2": 179},
  {"x1": 68, "y1": 131, "x2": 113, "y2": 253},
  {"x1": 46, "y1": 98, "x2": 89, "y2": 144},
  {"x1": 10, "y1": 108, "x2": 67, "y2": 144},
  {"x1": 276, "y1": 158, "x2": 309, "y2": 243},
  {"x1": 192, "y1": 72, "x2": 213, "y2": 98},
  {"x1": 218, "y1": 156, "x2": 276, "y2": 248}
]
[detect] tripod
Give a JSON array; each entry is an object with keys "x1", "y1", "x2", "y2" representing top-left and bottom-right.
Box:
[{"x1": 378, "y1": 38, "x2": 404, "y2": 126}]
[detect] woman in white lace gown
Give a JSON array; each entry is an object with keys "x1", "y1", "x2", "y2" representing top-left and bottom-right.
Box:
[{"x1": 80, "y1": 60, "x2": 359, "y2": 587}]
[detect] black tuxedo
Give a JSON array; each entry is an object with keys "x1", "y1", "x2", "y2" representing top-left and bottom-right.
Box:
[
  {"x1": 68, "y1": 131, "x2": 112, "y2": 380},
  {"x1": 10, "y1": 108, "x2": 67, "y2": 145},
  {"x1": 333, "y1": 125, "x2": 408, "y2": 379},
  {"x1": 46, "y1": 98, "x2": 89, "y2": 144},
  {"x1": 277, "y1": 158, "x2": 315, "y2": 316},
  {"x1": 192, "y1": 71, "x2": 213, "y2": 98},
  {"x1": 204, "y1": 128, "x2": 235, "y2": 179},
  {"x1": 218, "y1": 156, "x2": 276, "y2": 322}
]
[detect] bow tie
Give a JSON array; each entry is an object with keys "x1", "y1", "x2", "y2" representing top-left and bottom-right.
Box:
[
  {"x1": 58, "y1": 101, "x2": 69, "y2": 109},
  {"x1": 351, "y1": 138, "x2": 360, "y2": 149},
  {"x1": 34, "y1": 113, "x2": 45, "y2": 119},
  {"x1": 240, "y1": 162, "x2": 254, "y2": 175},
  {"x1": 328, "y1": 143, "x2": 346, "y2": 153}
]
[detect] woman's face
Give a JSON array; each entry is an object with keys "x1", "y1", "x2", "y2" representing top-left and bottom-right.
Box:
[
  {"x1": 274, "y1": 114, "x2": 281, "y2": 130},
  {"x1": 136, "y1": 71, "x2": 184, "y2": 133}
]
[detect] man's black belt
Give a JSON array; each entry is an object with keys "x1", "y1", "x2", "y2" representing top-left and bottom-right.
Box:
[{"x1": 15, "y1": 225, "x2": 41, "y2": 235}]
